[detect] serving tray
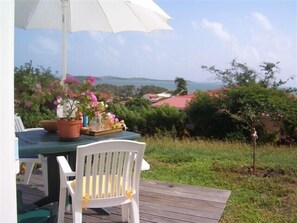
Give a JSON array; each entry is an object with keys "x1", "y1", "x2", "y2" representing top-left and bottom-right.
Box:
[{"x1": 81, "y1": 128, "x2": 122, "y2": 136}]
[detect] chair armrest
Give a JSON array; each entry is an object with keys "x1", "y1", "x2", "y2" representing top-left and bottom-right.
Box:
[
  {"x1": 56, "y1": 156, "x2": 75, "y2": 177},
  {"x1": 141, "y1": 159, "x2": 150, "y2": 171},
  {"x1": 134, "y1": 153, "x2": 150, "y2": 171}
]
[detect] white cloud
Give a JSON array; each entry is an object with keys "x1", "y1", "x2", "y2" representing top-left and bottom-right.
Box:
[
  {"x1": 93, "y1": 47, "x2": 120, "y2": 68},
  {"x1": 116, "y1": 35, "x2": 126, "y2": 46},
  {"x1": 252, "y1": 11, "x2": 273, "y2": 31},
  {"x1": 144, "y1": 30, "x2": 173, "y2": 41},
  {"x1": 191, "y1": 20, "x2": 198, "y2": 30},
  {"x1": 29, "y1": 36, "x2": 58, "y2": 55},
  {"x1": 107, "y1": 47, "x2": 120, "y2": 57},
  {"x1": 88, "y1": 31, "x2": 105, "y2": 43},
  {"x1": 141, "y1": 45, "x2": 153, "y2": 53},
  {"x1": 201, "y1": 18, "x2": 232, "y2": 42}
]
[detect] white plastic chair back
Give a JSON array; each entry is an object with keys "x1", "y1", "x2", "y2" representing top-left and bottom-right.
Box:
[
  {"x1": 15, "y1": 116, "x2": 26, "y2": 132},
  {"x1": 76, "y1": 140, "x2": 144, "y2": 203},
  {"x1": 57, "y1": 140, "x2": 146, "y2": 223}
]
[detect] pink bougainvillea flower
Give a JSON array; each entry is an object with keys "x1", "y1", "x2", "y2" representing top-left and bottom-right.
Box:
[
  {"x1": 64, "y1": 76, "x2": 79, "y2": 85},
  {"x1": 25, "y1": 101, "x2": 33, "y2": 108},
  {"x1": 89, "y1": 92, "x2": 98, "y2": 103},
  {"x1": 87, "y1": 76, "x2": 96, "y2": 86},
  {"x1": 36, "y1": 83, "x2": 42, "y2": 91},
  {"x1": 54, "y1": 95, "x2": 62, "y2": 105}
]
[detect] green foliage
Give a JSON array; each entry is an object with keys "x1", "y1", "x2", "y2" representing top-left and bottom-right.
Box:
[
  {"x1": 95, "y1": 83, "x2": 119, "y2": 96},
  {"x1": 222, "y1": 84, "x2": 297, "y2": 137},
  {"x1": 109, "y1": 103, "x2": 186, "y2": 137},
  {"x1": 146, "y1": 105, "x2": 186, "y2": 137},
  {"x1": 95, "y1": 84, "x2": 169, "y2": 99},
  {"x1": 202, "y1": 59, "x2": 257, "y2": 87},
  {"x1": 202, "y1": 59, "x2": 294, "y2": 88},
  {"x1": 174, "y1": 77, "x2": 188, "y2": 95},
  {"x1": 118, "y1": 85, "x2": 137, "y2": 97},
  {"x1": 186, "y1": 91, "x2": 240, "y2": 139},
  {"x1": 109, "y1": 103, "x2": 148, "y2": 133},
  {"x1": 124, "y1": 97, "x2": 151, "y2": 110},
  {"x1": 186, "y1": 85, "x2": 297, "y2": 142},
  {"x1": 14, "y1": 62, "x2": 58, "y2": 127},
  {"x1": 137, "y1": 85, "x2": 168, "y2": 96},
  {"x1": 202, "y1": 60, "x2": 297, "y2": 173},
  {"x1": 193, "y1": 59, "x2": 297, "y2": 142}
]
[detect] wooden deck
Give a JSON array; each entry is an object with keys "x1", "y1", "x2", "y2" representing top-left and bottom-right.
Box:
[{"x1": 17, "y1": 170, "x2": 231, "y2": 223}]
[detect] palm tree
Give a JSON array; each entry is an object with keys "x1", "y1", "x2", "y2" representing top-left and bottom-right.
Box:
[{"x1": 174, "y1": 77, "x2": 188, "y2": 95}]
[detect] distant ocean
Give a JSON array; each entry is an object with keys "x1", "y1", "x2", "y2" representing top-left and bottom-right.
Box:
[{"x1": 96, "y1": 77, "x2": 222, "y2": 93}]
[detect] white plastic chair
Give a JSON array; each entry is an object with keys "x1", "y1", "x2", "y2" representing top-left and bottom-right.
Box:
[
  {"x1": 57, "y1": 140, "x2": 146, "y2": 223},
  {"x1": 15, "y1": 115, "x2": 48, "y2": 196}
]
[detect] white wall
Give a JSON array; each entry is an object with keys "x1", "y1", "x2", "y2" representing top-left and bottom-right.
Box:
[{"x1": 0, "y1": 0, "x2": 17, "y2": 222}]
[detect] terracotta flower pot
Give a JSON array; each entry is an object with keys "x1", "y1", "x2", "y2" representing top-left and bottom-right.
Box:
[{"x1": 57, "y1": 119, "x2": 81, "y2": 140}]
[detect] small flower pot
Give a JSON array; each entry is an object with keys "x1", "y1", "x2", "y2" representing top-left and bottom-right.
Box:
[{"x1": 57, "y1": 119, "x2": 81, "y2": 140}]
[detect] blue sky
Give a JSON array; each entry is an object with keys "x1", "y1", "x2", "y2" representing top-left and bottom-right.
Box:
[{"x1": 15, "y1": 0, "x2": 296, "y2": 87}]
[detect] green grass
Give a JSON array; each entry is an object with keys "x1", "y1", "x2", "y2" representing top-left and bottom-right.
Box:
[{"x1": 140, "y1": 137, "x2": 297, "y2": 223}]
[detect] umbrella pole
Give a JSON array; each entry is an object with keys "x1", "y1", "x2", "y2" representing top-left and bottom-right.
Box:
[{"x1": 61, "y1": 0, "x2": 68, "y2": 83}]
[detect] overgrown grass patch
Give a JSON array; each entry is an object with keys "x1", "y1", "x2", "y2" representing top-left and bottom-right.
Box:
[{"x1": 140, "y1": 137, "x2": 297, "y2": 223}]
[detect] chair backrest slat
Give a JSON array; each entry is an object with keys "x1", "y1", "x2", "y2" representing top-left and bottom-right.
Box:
[
  {"x1": 85, "y1": 155, "x2": 92, "y2": 196},
  {"x1": 117, "y1": 152, "x2": 124, "y2": 196},
  {"x1": 14, "y1": 116, "x2": 26, "y2": 132},
  {"x1": 91, "y1": 154, "x2": 99, "y2": 198},
  {"x1": 110, "y1": 152, "x2": 118, "y2": 196},
  {"x1": 104, "y1": 152, "x2": 112, "y2": 198},
  {"x1": 98, "y1": 153, "x2": 105, "y2": 198},
  {"x1": 121, "y1": 152, "x2": 129, "y2": 193}
]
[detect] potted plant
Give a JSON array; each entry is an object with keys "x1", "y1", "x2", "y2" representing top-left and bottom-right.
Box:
[{"x1": 45, "y1": 76, "x2": 123, "y2": 139}]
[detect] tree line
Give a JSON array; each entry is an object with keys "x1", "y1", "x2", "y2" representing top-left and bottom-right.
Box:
[{"x1": 15, "y1": 60, "x2": 296, "y2": 146}]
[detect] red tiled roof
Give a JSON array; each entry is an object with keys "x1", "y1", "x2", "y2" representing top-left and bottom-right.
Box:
[
  {"x1": 206, "y1": 88, "x2": 229, "y2": 97},
  {"x1": 98, "y1": 92, "x2": 111, "y2": 101},
  {"x1": 152, "y1": 94, "x2": 195, "y2": 110},
  {"x1": 144, "y1": 94, "x2": 159, "y2": 98},
  {"x1": 143, "y1": 94, "x2": 160, "y2": 100}
]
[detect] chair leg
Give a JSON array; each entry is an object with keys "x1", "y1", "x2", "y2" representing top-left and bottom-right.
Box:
[
  {"x1": 23, "y1": 162, "x2": 35, "y2": 184},
  {"x1": 57, "y1": 187, "x2": 67, "y2": 223},
  {"x1": 40, "y1": 156, "x2": 48, "y2": 196},
  {"x1": 129, "y1": 200, "x2": 140, "y2": 223},
  {"x1": 121, "y1": 203, "x2": 129, "y2": 222},
  {"x1": 72, "y1": 201, "x2": 83, "y2": 223}
]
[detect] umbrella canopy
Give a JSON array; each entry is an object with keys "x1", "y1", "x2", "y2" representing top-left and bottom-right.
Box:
[{"x1": 15, "y1": 0, "x2": 172, "y2": 81}]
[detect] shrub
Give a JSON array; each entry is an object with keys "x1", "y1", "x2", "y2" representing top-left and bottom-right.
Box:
[
  {"x1": 109, "y1": 103, "x2": 186, "y2": 137},
  {"x1": 14, "y1": 62, "x2": 58, "y2": 127}
]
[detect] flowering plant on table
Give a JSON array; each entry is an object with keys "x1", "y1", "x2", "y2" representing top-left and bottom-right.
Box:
[{"x1": 44, "y1": 76, "x2": 125, "y2": 130}]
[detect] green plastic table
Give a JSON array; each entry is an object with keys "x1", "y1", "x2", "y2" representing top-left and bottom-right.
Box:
[{"x1": 16, "y1": 129, "x2": 141, "y2": 207}]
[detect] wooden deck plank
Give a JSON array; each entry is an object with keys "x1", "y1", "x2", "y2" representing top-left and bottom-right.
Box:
[
  {"x1": 17, "y1": 170, "x2": 231, "y2": 223},
  {"x1": 140, "y1": 181, "x2": 230, "y2": 204}
]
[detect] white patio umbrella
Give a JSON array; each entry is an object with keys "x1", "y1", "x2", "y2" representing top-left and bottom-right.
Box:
[{"x1": 15, "y1": 0, "x2": 172, "y2": 81}]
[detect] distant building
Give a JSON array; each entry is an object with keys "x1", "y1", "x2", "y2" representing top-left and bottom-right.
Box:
[
  {"x1": 152, "y1": 94, "x2": 195, "y2": 110},
  {"x1": 98, "y1": 92, "x2": 112, "y2": 102},
  {"x1": 157, "y1": 92, "x2": 171, "y2": 98},
  {"x1": 143, "y1": 94, "x2": 159, "y2": 102},
  {"x1": 205, "y1": 88, "x2": 229, "y2": 97},
  {"x1": 143, "y1": 92, "x2": 171, "y2": 103}
]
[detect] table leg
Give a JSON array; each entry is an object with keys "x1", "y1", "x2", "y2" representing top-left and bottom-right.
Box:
[{"x1": 34, "y1": 155, "x2": 60, "y2": 206}]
